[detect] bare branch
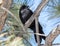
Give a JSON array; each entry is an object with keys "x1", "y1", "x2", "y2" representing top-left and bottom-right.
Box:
[
  {"x1": 1, "y1": 6, "x2": 26, "y2": 33},
  {"x1": 45, "y1": 25, "x2": 60, "y2": 46},
  {"x1": 0, "y1": 0, "x2": 12, "y2": 31},
  {"x1": 35, "y1": 17, "x2": 41, "y2": 46},
  {"x1": 24, "y1": 0, "x2": 49, "y2": 30}
]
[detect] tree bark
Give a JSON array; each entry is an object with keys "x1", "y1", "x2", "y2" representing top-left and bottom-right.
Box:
[{"x1": 0, "y1": 0, "x2": 12, "y2": 31}]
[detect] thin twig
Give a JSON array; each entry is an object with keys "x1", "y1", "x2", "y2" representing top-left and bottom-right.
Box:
[
  {"x1": 1, "y1": 6, "x2": 26, "y2": 33},
  {"x1": 35, "y1": 17, "x2": 40, "y2": 46},
  {"x1": 0, "y1": 6, "x2": 32, "y2": 46},
  {"x1": 13, "y1": 31, "x2": 46, "y2": 37},
  {"x1": 6, "y1": 19, "x2": 46, "y2": 37}
]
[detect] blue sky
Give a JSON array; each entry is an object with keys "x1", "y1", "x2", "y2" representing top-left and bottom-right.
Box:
[{"x1": 14, "y1": 0, "x2": 60, "y2": 45}]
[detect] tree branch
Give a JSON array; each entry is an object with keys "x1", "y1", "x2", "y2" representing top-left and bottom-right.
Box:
[
  {"x1": 45, "y1": 25, "x2": 60, "y2": 46},
  {"x1": 0, "y1": 0, "x2": 12, "y2": 31},
  {"x1": 24, "y1": 0, "x2": 49, "y2": 29}
]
